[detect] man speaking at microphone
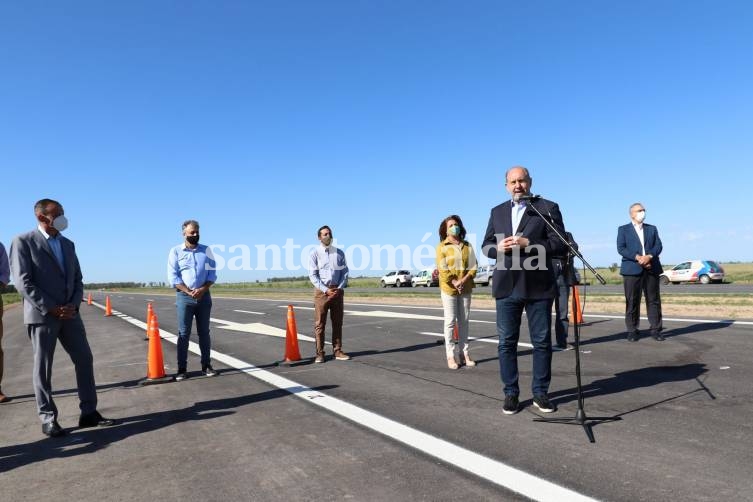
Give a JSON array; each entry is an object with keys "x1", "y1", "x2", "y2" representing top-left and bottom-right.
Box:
[{"x1": 482, "y1": 166, "x2": 567, "y2": 415}]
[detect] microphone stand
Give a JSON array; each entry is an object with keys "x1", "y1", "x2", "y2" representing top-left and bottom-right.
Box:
[{"x1": 523, "y1": 198, "x2": 621, "y2": 443}]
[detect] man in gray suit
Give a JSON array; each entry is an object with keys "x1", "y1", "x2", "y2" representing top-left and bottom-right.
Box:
[{"x1": 10, "y1": 198, "x2": 115, "y2": 437}]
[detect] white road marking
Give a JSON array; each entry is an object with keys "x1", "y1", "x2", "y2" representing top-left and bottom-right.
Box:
[
  {"x1": 581, "y1": 313, "x2": 753, "y2": 326},
  {"x1": 283, "y1": 305, "x2": 495, "y2": 323},
  {"x1": 110, "y1": 292, "x2": 752, "y2": 326},
  {"x1": 419, "y1": 331, "x2": 534, "y2": 348},
  {"x1": 92, "y1": 301, "x2": 598, "y2": 502},
  {"x1": 233, "y1": 309, "x2": 266, "y2": 315},
  {"x1": 209, "y1": 318, "x2": 322, "y2": 344},
  {"x1": 276, "y1": 303, "x2": 753, "y2": 327}
]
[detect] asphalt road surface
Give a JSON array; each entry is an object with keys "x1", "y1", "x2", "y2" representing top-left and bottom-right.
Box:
[{"x1": 1, "y1": 292, "x2": 751, "y2": 501}]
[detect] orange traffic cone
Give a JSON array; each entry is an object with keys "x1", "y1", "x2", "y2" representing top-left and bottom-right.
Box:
[
  {"x1": 87, "y1": 293, "x2": 92, "y2": 305},
  {"x1": 105, "y1": 296, "x2": 112, "y2": 316},
  {"x1": 139, "y1": 313, "x2": 171, "y2": 385},
  {"x1": 145, "y1": 303, "x2": 154, "y2": 340},
  {"x1": 282, "y1": 305, "x2": 302, "y2": 363},
  {"x1": 572, "y1": 286, "x2": 584, "y2": 325}
]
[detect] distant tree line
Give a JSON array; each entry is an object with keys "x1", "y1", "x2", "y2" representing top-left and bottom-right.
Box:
[
  {"x1": 267, "y1": 275, "x2": 310, "y2": 283},
  {"x1": 84, "y1": 282, "x2": 169, "y2": 289}
]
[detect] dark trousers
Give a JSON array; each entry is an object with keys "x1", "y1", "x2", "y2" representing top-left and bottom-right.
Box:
[
  {"x1": 623, "y1": 272, "x2": 663, "y2": 334},
  {"x1": 27, "y1": 316, "x2": 98, "y2": 424},
  {"x1": 552, "y1": 259, "x2": 570, "y2": 345},
  {"x1": 176, "y1": 291, "x2": 213, "y2": 369},
  {"x1": 496, "y1": 296, "x2": 553, "y2": 397},
  {"x1": 314, "y1": 289, "x2": 344, "y2": 355}
]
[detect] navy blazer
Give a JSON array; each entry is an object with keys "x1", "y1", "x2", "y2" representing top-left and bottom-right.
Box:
[
  {"x1": 10, "y1": 229, "x2": 84, "y2": 324},
  {"x1": 482, "y1": 198, "x2": 567, "y2": 300},
  {"x1": 616, "y1": 223, "x2": 663, "y2": 276}
]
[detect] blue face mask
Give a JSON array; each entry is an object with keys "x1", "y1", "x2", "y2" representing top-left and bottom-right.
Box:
[{"x1": 449, "y1": 225, "x2": 461, "y2": 236}]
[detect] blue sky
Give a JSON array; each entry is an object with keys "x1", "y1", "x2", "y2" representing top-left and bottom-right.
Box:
[{"x1": 1, "y1": 1, "x2": 752, "y2": 283}]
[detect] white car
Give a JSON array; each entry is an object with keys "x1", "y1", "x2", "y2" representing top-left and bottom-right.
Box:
[
  {"x1": 659, "y1": 260, "x2": 725, "y2": 285},
  {"x1": 380, "y1": 270, "x2": 413, "y2": 288},
  {"x1": 474, "y1": 265, "x2": 493, "y2": 286},
  {"x1": 411, "y1": 269, "x2": 438, "y2": 287}
]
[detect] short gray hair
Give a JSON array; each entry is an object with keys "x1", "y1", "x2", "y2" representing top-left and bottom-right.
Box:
[
  {"x1": 505, "y1": 165, "x2": 531, "y2": 183},
  {"x1": 182, "y1": 219, "x2": 200, "y2": 230},
  {"x1": 629, "y1": 203, "x2": 644, "y2": 214}
]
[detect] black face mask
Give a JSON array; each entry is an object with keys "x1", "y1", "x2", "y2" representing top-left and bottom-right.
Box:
[{"x1": 186, "y1": 235, "x2": 200, "y2": 245}]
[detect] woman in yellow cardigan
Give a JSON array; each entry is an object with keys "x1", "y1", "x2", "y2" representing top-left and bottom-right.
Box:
[{"x1": 436, "y1": 214, "x2": 478, "y2": 370}]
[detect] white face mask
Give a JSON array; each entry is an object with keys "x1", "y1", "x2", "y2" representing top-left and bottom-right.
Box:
[
  {"x1": 634, "y1": 210, "x2": 646, "y2": 223},
  {"x1": 52, "y1": 214, "x2": 69, "y2": 232}
]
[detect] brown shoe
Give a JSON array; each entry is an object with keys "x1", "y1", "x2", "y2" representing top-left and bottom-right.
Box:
[
  {"x1": 0, "y1": 391, "x2": 9, "y2": 403},
  {"x1": 334, "y1": 350, "x2": 351, "y2": 361},
  {"x1": 314, "y1": 354, "x2": 325, "y2": 364}
]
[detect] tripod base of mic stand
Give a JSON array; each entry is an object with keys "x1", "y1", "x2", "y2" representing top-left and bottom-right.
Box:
[{"x1": 534, "y1": 408, "x2": 621, "y2": 443}]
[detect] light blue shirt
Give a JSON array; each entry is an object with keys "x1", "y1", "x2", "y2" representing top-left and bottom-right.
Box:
[
  {"x1": 309, "y1": 245, "x2": 349, "y2": 293},
  {"x1": 511, "y1": 200, "x2": 527, "y2": 235},
  {"x1": 38, "y1": 226, "x2": 65, "y2": 274},
  {"x1": 0, "y1": 241, "x2": 9, "y2": 285},
  {"x1": 167, "y1": 243, "x2": 218, "y2": 290}
]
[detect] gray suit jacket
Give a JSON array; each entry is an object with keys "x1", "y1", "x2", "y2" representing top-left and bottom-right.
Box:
[{"x1": 10, "y1": 229, "x2": 84, "y2": 324}]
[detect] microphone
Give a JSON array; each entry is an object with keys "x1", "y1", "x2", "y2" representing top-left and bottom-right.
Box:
[{"x1": 514, "y1": 194, "x2": 542, "y2": 202}]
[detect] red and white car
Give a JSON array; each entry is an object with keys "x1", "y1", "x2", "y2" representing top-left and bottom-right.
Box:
[{"x1": 659, "y1": 260, "x2": 725, "y2": 285}]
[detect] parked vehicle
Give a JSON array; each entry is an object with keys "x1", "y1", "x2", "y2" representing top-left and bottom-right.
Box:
[
  {"x1": 380, "y1": 270, "x2": 413, "y2": 288},
  {"x1": 474, "y1": 264, "x2": 494, "y2": 286},
  {"x1": 412, "y1": 268, "x2": 439, "y2": 287},
  {"x1": 659, "y1": 260, "x2": 725, "y2": 285}
]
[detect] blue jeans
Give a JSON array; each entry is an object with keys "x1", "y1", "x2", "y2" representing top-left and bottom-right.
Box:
[
  {"x1": 176, "y1": 291, "x2": 212, "y2": 369},
  {"x1": 496, "y1": 296, "x2": 553, "y2": 397}
]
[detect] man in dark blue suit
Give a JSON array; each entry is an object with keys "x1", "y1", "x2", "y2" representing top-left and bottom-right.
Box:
[
  {"x1": 482, "y1": 166, "x2": 567, "y2": 415},
  {"x1": 616, "y1": 202, "x2": 664, "y2": 342}
]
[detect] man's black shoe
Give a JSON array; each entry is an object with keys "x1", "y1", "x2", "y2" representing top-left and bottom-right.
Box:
[
  {"x1": 79, "y1": 411, "x2": 116, "y2": 428},
  {"x1": 533, "y1": 395, "x2": 557, "y2": 413},
  {"x1": 502, "y1": 395, "x2": 519, "y2": 415},
  {"x1": 556, "y1": 340, "x2": 568, "y2": 349},
  {"x1": 627, "y1": 331, "x2": 639, "y2": 342},
  {"x1": 202, "y1": 364, "x2": 218, "y2": 377},
  {"x1": 42, "y1": 421, "x2": 66, "y2": 437},
  {"x1": 651, "y1": 332, "x2": 665, "y2": 341}
]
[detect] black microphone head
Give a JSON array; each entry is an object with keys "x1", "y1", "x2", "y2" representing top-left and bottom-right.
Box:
[{"x1": 517, "y1": 194, "x2": 541, "y2": 201}]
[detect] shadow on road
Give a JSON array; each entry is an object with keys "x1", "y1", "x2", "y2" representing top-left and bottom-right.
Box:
[
  {"x1": 0, "y1": 385, "x2": 338, "y2": 474},
  {"x1": 550, "y1": 363, "x2": 709, "y2": 408},
  {"x1": 578, "y1": 319, "x2": 734, "y2": 347}
]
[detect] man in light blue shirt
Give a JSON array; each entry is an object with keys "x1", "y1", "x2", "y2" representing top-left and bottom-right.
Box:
[
  {"x1": 308, "y1": 225, "x2": 349, "y2": 363},
  {"x1": 0, "y1": 240, "x2": 10, "y2": 403},
  {"x1": 167, "y1": 220, "x2": 218, "y2": 381}
]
